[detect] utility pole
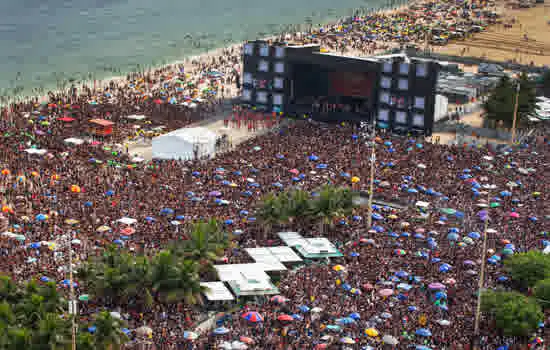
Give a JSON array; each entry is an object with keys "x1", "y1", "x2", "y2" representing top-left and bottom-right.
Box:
[
  {"x1": 473, "y1": 185, "x2": 495, "y2": 349},
  {"x1": 510, "y1": 82, "x2": 520, "y2": 145},
  {"x1": 68, "y1": 231, "x2": 77, "y2": 350},
  {"x1": 366, "y1": 117, "x2": 377, "y2": 229}
]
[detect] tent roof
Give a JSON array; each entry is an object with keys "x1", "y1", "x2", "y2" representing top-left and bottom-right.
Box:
[
  {"x1": 89, "y1": 119, "x2": 115, "y2": 127},
  {"x1": 200, "y1": 282, "x2": 234, "y2": 301},
  {"x1": 214, "y1": 263, "x2": 273, "y2": 282},
  {"x1": 154, "y1": 127, "x2": 217, "y2": 144}
]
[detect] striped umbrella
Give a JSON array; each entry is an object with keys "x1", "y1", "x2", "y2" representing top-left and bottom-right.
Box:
[{"x1": 242, "y1": 311, "x2": 264, "y2": 323}]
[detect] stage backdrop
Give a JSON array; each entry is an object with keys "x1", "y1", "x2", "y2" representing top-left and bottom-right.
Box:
[{"x1": 329, "y1": 71, "x2": 375, "y2": 98}]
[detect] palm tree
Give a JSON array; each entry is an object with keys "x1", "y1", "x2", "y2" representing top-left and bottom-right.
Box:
[
  {"x1": 287, "y1": 190, "x2": 312, "y2": 229},
  {"x1": 311, "y1": 185, "x2": 350, "y2": 234},
  {"x1": 94, "y1": 311, "x2": 128, "y2": 350},
  {"x1": 34, "y1": 312, "x2": 71, "y2": 350},
  {"x1": 37, "y1": 282, "x2": 64, "y2": 315},
  {"x1": 5, "y1": 327, "x2": 31, "y2": 350},
  {"x1": 76, "y1": 332, "x2": 96, "y2": 350},
  {"x1": 175, "y1": 260, "x2": 206, "y2": 305},
  {"x1": 257, "y1": 193, "x2": 288, "y2": 237},
  {"x1": 0, "y1": 275, "x2": 20, "y2": 304}
]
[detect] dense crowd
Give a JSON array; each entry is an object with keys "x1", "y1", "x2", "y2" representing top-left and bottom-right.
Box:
[
  {"x1": 0, "y1": 0, "x2": 546, "y2": 348},
  {"x1": 1, "y1": 111, "x2": 549, "y2": 349}
]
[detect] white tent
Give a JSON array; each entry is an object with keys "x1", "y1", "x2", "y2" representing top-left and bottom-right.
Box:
[{"x1": 152, "y1": 127, "x2": 217, "y2": 160}]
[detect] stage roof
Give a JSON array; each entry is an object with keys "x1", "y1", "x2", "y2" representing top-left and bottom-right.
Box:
[
  {"x1": 214, "y1": 263, "x2": 273, "y2": 282},
  {"x1": 245, "y1": 246, "x2": 303, "y2": 265},
  {"x1": 277, "y1": 232, "x2": 343, "y2": 258},
  {"x1": 200, "y1": 282, "x2": 235, "y2": 301}
]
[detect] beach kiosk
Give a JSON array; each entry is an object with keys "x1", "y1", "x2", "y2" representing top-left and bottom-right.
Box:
[{"x1": 89, "y1": 119, "x2": 115, "y2": 137}]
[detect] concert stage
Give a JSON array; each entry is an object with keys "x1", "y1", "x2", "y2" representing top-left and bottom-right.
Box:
[{"x1": 241, "y1": 41, "x2": 441, "y2": 135}]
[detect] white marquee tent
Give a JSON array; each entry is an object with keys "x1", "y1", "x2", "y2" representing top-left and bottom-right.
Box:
[{"x1": 152, "y1": 127, "x2": 217, "y2": 160}]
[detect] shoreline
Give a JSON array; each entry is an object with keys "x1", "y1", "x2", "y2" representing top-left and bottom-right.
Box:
[{"x1": 4, "y1": 0, "x2": 410, "y2": 105}]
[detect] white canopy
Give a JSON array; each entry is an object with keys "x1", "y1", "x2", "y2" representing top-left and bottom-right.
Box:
[
  {"x1": 24, "y1": 148, "x2": 47, "y2": 155},
  {"x1": 152, "y1": 127, "x2": 217, "y2": 160},
  {"x1": 200, "y1": 282, "x2": 234, "y2": 301},
  {"x1": 117, "y1": 217, "x2": 137, "y2": 225},
  {"x1": 64, "y1": 137, "x2": 84, "y2": 145},
  {"x1": 125, "y1": 115, "x2": 147, "y2": 120}
]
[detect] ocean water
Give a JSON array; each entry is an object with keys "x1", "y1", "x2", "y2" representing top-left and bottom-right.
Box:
[{"x1": 0, "y1": 0, "x2": 396, "y2": 98}]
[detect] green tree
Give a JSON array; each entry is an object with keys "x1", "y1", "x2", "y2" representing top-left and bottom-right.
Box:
[
  {"x1": 504, "y1": 251, "x2": 550, "y2": 289},
  {"x1": 0, "y1": 276, "x2": 20, "y2": 305},
  {"x1": 533, "y1": 278, "x2": 550, "y2": 308},
  {"x1": 542, "y1": 69, "x2": 550, "y2": 97},
  {"x1": 33, "y1": 312, "x2": 71, "y2": 350},
  {"x1": 286, "y1": 190, "x2": 312, "y2": 228},
  {"x1": 257, "y1": 193, "x2": 288, "y2": 235},
  {"x1": 481, "y1": 290, "x2": 542, "y2": 337},
  {"x1": 517, "y1": 71, "x2": 537, "y2": 122},
  {"x1": 93, "y1": 311, "x2": 128, "y2": 350},
  {"x1": 310, "y1": 185, "x2": 355, "y2": 234},
  {"x1": 76, "y1": 332, "x2": 96, "y2": 350},
  {"x1": 173, "y1": 219, "x2": 226, "y2": 272},
  {"x1": 484, "y1": 76, "x2": 516, "y2": 128}
]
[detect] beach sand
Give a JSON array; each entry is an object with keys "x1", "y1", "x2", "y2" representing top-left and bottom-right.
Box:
[{"x1": 434, "y1": 2, "x2": 550, "y2": 66}]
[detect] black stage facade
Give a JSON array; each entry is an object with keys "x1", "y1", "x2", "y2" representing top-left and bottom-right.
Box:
[{"x1": 241, "y1": 41, "x2": 441, "y2": 135}]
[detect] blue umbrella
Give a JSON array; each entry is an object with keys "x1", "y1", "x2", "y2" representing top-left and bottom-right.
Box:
[
  {"x1": 336, "y1": 317, "x2": 355, "y2": 325},
  {"x1": 395, "y1": 271, "x2": 409, "y2": 278},
  {"x1": 308, "y1": 155, "x2": 319, "y2": 161},
  {"x1": 468, "y1": 232, "x2": 481, "y2": 239},
  {"x1": 408, "y1": 306, "x2": 417, "y2": 312},
  {"x1": 340, "y1": 172, "x2": 351, "y2": 178},
  {"x1": 224, "y1": 219, "x2": 233, "y2": 225},
  {"x1": 84, "y1": 201, "x2": 93, "y2": 207},
  {"x1": 242, "y1": 191, "x2": 253, "y2": 196},
  {"x1": 191, "y1": 197, "x2": 202, "y2": 202},
  {"x1": 372, "y1": 213, "x2": 383, "y2": 220},
  {"x1": 105, "y1": 190, "x2": 114, "y2": 196},
  {"x1": 213, "y1": 327, "x2": 230, "y2": 335},
  {"x1": 414, "y1": 233, "x2": 425, "y2": 239},
  {"x1": 291, "y1": 314, "x2": 303, "y2": 320},
  {"x1": 145, "y1": 216, "x2": 155, "y2": 222},
  {"x1": 415, "y1": 328, "x2": 432, "y2": 337},
  {"x1": 175, "y1": 215, "x2": 185, "y2": 220},
  {"x1": 342, "y1": 283, "x2": 352, "y2": 291},
  {"x1": 349, "y1": 312, "x2": 360, "y2": 320},
  {"x1": 298, "y1": 305, "x2": 310, "y2": 313},
  {"x1": 160, "y1": 208, "x2": 174, "y2": 215},
  {"x1": 400, "y1": 232, "x2": 410, "y2": 238},
  {"x1": 439, "y1": 263, "x2": 452, "y2": 273},
  {"x1": 316, "y1": 163, "x2": 328, "y2": 169},
  {"x1": 352, "y1": 215, "x2": 362, "y2": 221},
  {"x1": 239, "y1": 210, "x2": 249, "y2": 216},
  {"x1": 273, "y1": 182, "x2": 283, "y2": 188},
  {"x1": 373, "y1": 225, "x2": 384, "y2": 232},
  {"x1": 191, "y1": 171, "x2": 200, "y2": 177},
  {"x1": 88, "y1": 326, "x2": 97, "y2": 333},
  {"x1": 416, "y1": 346, "x2": 432, "y2": 350},
  {"x1": 113, "y1": 239, "x2": 123, "y2": 245},
  {"x1": 276, "y1": 154, "x2": 285, "y2": 159},
  {"x1": 407, "y1": 188, "x2": 418, "y2": 194},
  {"x1": 40, "y1": 276, "x2": 49, "y2": 282},
  {"x1": 29, "y1": 242, "x2": 41, "y2": 249},
  {"x1": 35, "y1": 214, "x2": 47, "y2": 222},
  {"x1": 349, "y1": 252, "x2": 360, "y2": 257}
]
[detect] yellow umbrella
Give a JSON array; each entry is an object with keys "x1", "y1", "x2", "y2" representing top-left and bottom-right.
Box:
[
  {"x1": 96, "y1": 225, "x2": 111, "y2": 233},
  {"x1": 351, "y1": 176, "x2": 360, "y2": 183},
  {"x1": 365, "y1": 328, "x2": 379, "y2": 337},
  {"x1": 333, "y1": 264, "x2": 345, "y2": 272},
  {"x1": 64, "y1": 219, "x2": 79, "y2": 225}
]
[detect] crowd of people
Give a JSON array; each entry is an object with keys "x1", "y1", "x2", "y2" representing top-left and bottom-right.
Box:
[
  {"x1": 0, "y1": 112, "x2": 549, "y2": 349},
  {"x1": 0, "y1": 0, "x2": 547, "y2": 348}
]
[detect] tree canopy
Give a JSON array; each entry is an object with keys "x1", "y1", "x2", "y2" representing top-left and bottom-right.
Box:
[{"x1": 504, "y1": 251, "x2": 550, "y2": 289}]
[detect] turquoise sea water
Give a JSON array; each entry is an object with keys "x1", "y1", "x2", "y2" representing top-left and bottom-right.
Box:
[{"x1": 0, "y1": 0, "x2": 396, "y2": 98}]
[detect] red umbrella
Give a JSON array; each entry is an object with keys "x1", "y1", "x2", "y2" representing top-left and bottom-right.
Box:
[
  {"x1": 315, "y1": 344, "x2": 327, "y2": 350},
  {"x1": 120, "y1": 227, "x2": 136, "y2": 235},
  {"x1": 277, "y1": 314, "x2": 293, "y2": 322},
  {"x1": 153, "y1": 99, "x2": 163, "y2": 105}
]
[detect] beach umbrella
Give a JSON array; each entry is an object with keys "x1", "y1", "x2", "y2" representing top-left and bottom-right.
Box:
[
  {"x1": 382, "y1": 335, "x2": 399, "y2": 345},
  {"x1": 380, "y1": 312, "x2": 392, "y2": 319},
  {"x1": 183, "y1": 331, "x2": 198, "y2": 340},
  {"x1": 333, "y1": 264, "x2": 345, "y2": 272},
  {"x1": 160, "y1": 208, "x2": 174, "y2": 215},
  {"x1": 415, "y1": 328, "x2": 432, "y2": 337},
  {"x1": 340, "y1": 337, "x2": 356, "y2": 344},
  {"x1": 298, "y1": 305, "x2": 310, "y2": 313},
  {"x1": 316, "y1": 163, "x2": 328, "y2": 169},
  {"x1": 379, "y1": 289, "x2": 394, "y2": 297},
  {"x1": 336, "y1": 317, "x2": 355, "y2": 325},
  {"x1": 270, "y1": 295, "x2": 286, "y2": 304},
  {"x1": 468, "y1": 232, "x2": 481, "y2": 239},
  {"x1": 240, "y1": 337, "x2": 254, "y2": 344},
  {"x1": 439, "y1": 264, "x2": 452, "y2": 273},
  {"x1": 349, "y1": 312, "x2": 360, "y2": 320},
  {"x1": 365, "y1": 328, "x2": 379, "y2": 337},
  {"x1": 277, "y1": 314, "x2": 293, "y2": 322},
  {"x1": 242, "y1": 311, "x2": 263, "y2": 323},
  {"x1": 428, "y1": 282, "x2": 446, "y2": 290},
  {"x1": 291, "y1": 314, "x2": 303, "y2": 320},
  {"x1": 311, "y1": 307, "x2": 323, "y2": 313},
  {"x1": 213, "y1": 327, "x2": 230, "y2": 335},
  {"x1": 35, "y1": 214, "x2": 47, "y2": 222},
  {"x1": 308, "y1": 155, "x2": 319, "y2": 161},
  {"x1": 436, "y1": 319, "x2": 451, "y2": 326}
]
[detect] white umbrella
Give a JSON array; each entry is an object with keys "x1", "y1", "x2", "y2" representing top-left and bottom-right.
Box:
[
  {"x1": 136, "y1": 326, "x2": 152, "y2": 336},
  {"x1": 436, "y1": 319, "x2": 451, "y2": 326},
  {"x1": 311, "y1": 307, "x2": 323, "y2": 313},
  {"x1": 110, "y1": 311, "x2": 122, "y2": 319},
  {"x1": 382, "y1": 334, "x2": 399, "y2": 345}
]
